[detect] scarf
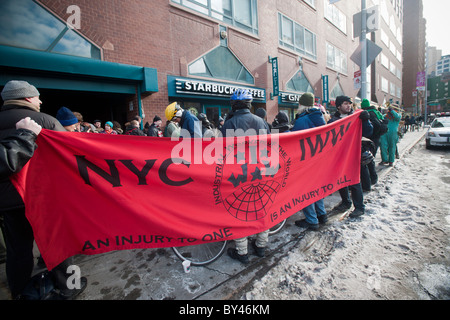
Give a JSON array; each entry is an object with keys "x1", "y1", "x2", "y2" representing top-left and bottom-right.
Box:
[{"x1": 3, "y1": 99, "x2": 40, "y2": 112}]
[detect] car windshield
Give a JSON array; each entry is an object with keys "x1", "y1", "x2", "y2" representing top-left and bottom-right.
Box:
[{"x1": 431, "y1": 118, "x2": 450, "y2": 128}]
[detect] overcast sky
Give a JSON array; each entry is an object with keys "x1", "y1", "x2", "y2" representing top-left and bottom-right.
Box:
[{"x1": 422, "y1": 0, "x2": 450, "y2": 55}]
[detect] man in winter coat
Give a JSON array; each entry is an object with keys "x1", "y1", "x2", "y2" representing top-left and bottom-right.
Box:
[
  {"x1": 379, "y1": 106, "x2": 401, "y2": 166},
  {"x1": 147, "y1": 115, "x2": 163, "y2": 137},
  {"x1": 328, "y1": 95, "x2": 373, "y2": 218},
  {"x1": 0, "y1": 80, "x2": 87, "y2": 299},
  {"x1": 165, "y1": 102, "x2": 202, "y2": 138},
  {"x1": 360, "y1": 99, "x2": 383, "y2": 190},
  {"x1": 0, "y1": 117, "x2": 41, "y2": 179},
  {"x1": 271, "y1": 111, "x2": 292, "y2": 133},
  {"x1": 291, "y1": 92, "x2": 328, "y2": 230},
  {"x1": 222, "y1": 89, "x2": 271, "y2": 264}
]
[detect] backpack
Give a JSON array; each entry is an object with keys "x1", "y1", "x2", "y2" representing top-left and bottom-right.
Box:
[
  {"x1": 379, "y1": 118, "x2": 389, "y2": 135},
  {"x1": 19, "y1": 271, "x2": 58, "y2": 300}
]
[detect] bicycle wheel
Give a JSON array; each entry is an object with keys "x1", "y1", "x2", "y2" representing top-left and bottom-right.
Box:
[
  {"x1": 172, "y1": 241, "x2": 228, "y2": 266},
  {"x1": 268, "y1": 219, "x2": 286, "y2": 235}
]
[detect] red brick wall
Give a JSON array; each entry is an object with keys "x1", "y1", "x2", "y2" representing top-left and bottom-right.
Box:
[{"x1": 39, "y1": 0, "x2": 361, "y2": 123}]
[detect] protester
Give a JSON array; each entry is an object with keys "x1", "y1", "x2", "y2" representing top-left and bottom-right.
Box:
[
  {"x1": 165, "y1": 102, "x2": 202, "y2": 138},
  {"x1": 56, "y1": 106, "x2": 79, "y2": 132},
  {"x1": 379, "y1": 106, "x2": 401, "y2": 166},
  {"x1": 147, "y1": 115, "x2": 164, "y2": 137},
  {"x1": 221, "y1": 89, "x2": 271, "y2": 264},
  {"x1": 112, "y1": 121, "x2": 123, "y2": 134},
  {"x1": 163, "y1": 120, "x2": 181, "y2": 138},
  {"x1": 197, "y1": 113, "x2": 215, "y2": 138},
  {"x1": 102, "y1": 121, "x2": 117, "y2": 135},
  {"x1": 359, "y1": 99, "x2": 382, "y2": 191},
  {"x1": 125, "y1": 119, "x2": 146, "y2": 136},
  {"x1": 0, "y1": 80, "x2": 87, "y2": 299},
  {"x1": 255, "y1": 108, "x2": 271, "y2": 131},
  {"x1": 217, "y1": 116, "x2": 224, "y2": 131},
  {"x1": 291, "y1": 92, "x2": 328, "y2": 230},
  {"x1": 0, "y1": 117, "x2": 41, "y2": 179},
  {"x1": 93, "y1": 120, "x2": 104, "y2": 133},
  {"x1": 271, "y1": 111, "x2": 292, "y2": 133},
  {"x1": 328, "y1": 95, "x2": 373, "y2": 218}
]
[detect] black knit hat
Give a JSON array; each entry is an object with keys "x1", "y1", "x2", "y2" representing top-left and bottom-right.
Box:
[{"x1": 335, "y1": 95, "x2": 352, "y2": 107}]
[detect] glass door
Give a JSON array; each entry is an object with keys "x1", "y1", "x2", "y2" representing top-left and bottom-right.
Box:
[{"x1": 204, "y1": 105, "x2": 231, "y2": 127}]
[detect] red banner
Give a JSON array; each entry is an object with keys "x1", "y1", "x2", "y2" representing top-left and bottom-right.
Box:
[{"x1": 11, "y1": 112, "x2": 362, "y2": 270}]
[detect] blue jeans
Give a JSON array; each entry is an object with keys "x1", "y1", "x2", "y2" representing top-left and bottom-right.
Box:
[
  {"x1": 302, "y1": 199, "x2": 326, "y2": 225},
  {"x1": 339, "y1": 183, "x2": 365, "y2": 212}
]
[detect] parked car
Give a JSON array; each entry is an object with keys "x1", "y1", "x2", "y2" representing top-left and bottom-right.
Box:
[{"x1": 425, "y1": 116, "x2": 450, "y2": 149}]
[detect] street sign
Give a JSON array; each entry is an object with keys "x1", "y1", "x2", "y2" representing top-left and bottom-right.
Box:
[
  {"x1": 268, "y1": 56, "x2": 279, "y2": 98},
  {"x1": 353, "y1": 6, "x2": 379, "y2": 36},
  {"x1": 416, "y1": 71, "x2": 426, "y2": 91},
  {"x1": 322, "y1": 75, "x2": 329, "y2": 103},
  {"x1": 354, "y1": 70, "x2": 362, "y2": 90},
  {"x1": 350, "y1": 39, "x2": 382, "y2": 67}
]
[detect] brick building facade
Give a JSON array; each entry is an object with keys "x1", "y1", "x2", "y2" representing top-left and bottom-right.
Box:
[{"x1": 1, "y1": 0, "x2": 403, "y2": 128}]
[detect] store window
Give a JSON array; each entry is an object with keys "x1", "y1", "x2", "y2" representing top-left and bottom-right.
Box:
[
  {"x1": 286, "y1": 69, "x2": 314, "y2": 94},
  {"x1": 188, "y1": 46, "x2": 254, "y2": 84},
  {"x1": 0, "y1": 0, "x2": 101, "y2": 59},
  {"x1": 172, "y1": 0, "x2": 258, "y2": 35}
]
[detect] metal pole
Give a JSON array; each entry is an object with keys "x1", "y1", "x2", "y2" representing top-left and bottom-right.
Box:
[
  {"x1": 361, "y1": 0, "x2": 367, "y2": 100},
  {"x1": 424, "y1": 43, "x2": 428, "y2": 124}
]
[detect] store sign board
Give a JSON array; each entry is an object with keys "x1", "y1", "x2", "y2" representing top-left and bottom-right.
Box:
[{"x1": 168, "y1": 76, "x2": 266, "y2": 102}]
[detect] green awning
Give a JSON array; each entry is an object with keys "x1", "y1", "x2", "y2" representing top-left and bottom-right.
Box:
[{"x1": 0, "y1": 45, "x2": 158, "y2": 94}]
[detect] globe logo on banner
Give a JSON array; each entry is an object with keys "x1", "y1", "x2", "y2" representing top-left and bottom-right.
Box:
[{"x1": 213, "y1": 138, "x2": 290, "y2": 222}]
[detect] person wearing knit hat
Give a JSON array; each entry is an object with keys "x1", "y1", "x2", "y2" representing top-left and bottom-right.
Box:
[
  {"x1": 56, "y1": 106, "x2": 78, "y2": 132},
  {"x1": 102, "y1": 121, "x2": 118, "y2": 135},
  {"x1": 0, "y1": 81, "x2": 87, "y2": 299},
  {"x1": 147, "y1": 115, "x2": 163, "y2": 137},
  {"x1": 291, "y1": 92, "x2": 328, "y2": 230},
  {"x1": 1, "y1": 80, "x2": 42, "y2": 112},
  {"x1": 328, "y1": 96, "x2": 373, "y2": 219},
  {"x1": 292, "y1": 92, "x2": 324, "y2": 131}
]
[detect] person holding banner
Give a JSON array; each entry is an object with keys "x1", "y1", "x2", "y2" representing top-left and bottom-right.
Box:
[
  {"x1": 0, "y1": 80, "x2": 87, "y2": 299},
  {"x1": 291, "y1": 92, "x2": 328, "y2": 230},
  {"x1": 328, "y1": 95, "x2": 373, "y2": 218},
  {"x1": 222, "y1": 89, "x2": 271, "y2": 264},
  {"x1": 0, "y1": 117, "x2": 41, "y2": 179}
]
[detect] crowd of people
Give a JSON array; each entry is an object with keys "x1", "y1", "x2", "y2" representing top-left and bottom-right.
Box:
[{"x1": 0, "y1": 79, "x2": 406, "y2": 299}]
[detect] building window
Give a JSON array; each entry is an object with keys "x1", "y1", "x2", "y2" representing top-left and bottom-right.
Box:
[
  {"x1": 188, "y1": 46, "x2": 254, "y2": 84},
  {"x1": 0, "y1": 0, "x2": 101, "y2": 59},
  {"x1": 172, "y1": 0, "x2": 258, "y2": 35},
  {"x1": 278, "y1": 13, "x2": 317, "y2": 60},
  {"x1": 323, "y1": 0, "x2": 347, "y2": 34},
  {"x1": 330, "y1": 82, "x2": 345, "y2": 101},
  {"x1": 381, "y1": 76, "x2": 389, "y2": 93},
  {"x1": 326, "y1": 43, "x2": 347, "y2": 74},
  {"x1": 286, "y1": 69, "x2": 314, "y2": 93},
  {"x1": 303, "y1": 0, "x2": 315, "y2": 8}
]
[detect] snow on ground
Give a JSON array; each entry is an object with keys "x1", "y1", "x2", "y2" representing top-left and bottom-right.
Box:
[{"x1": 246, "y1": 139, "x2": 450, "y2": 300}]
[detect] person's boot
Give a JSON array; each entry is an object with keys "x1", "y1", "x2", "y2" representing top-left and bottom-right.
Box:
[
  {"x1": 251, "y1": 240, "x2": 265, "y2": 257},
  {"x1": 227, "y1": 248, "x2": 249, "y2": 264},
  {"x1": 295, "y1": 219, "x2": 319, "y2": 231}
]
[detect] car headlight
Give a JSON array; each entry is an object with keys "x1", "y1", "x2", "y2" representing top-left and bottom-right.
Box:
[{"x1": 427, "y1": 131, "x2": 436, "y2": 137}]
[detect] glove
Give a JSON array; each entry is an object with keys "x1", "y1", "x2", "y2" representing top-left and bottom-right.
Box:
[{"x1": 359, "y1": 110, "x2": 370, "y2": 121}]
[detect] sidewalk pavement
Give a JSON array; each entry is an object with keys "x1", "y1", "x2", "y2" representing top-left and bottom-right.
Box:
[{"x1": 0, "y1": 129, "x2": 427, "y2": 300}]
